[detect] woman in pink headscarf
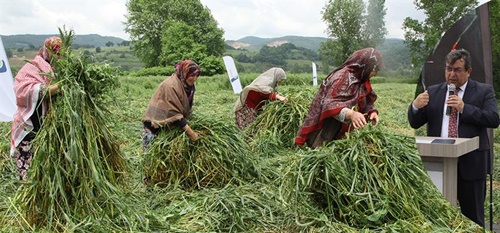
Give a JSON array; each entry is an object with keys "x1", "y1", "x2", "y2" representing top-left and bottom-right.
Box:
[
  {"x1": 295, "y1": 47, "x2": 384, "y2": 149},
  {"x1": 10, "y1": 36, "x2": 62, "y2": 180}
]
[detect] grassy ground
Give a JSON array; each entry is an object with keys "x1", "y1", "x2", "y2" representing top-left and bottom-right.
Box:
[{"x1": 0, "y1": 74, "x2": 498, "y2": 232}]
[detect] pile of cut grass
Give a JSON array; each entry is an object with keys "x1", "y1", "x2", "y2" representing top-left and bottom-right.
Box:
[
  {"x1": 244, "y1": 88, "x2": 314, "y2": 155},
  {"x1": 143, "y1": 114, "x2": 260, "y2": 190},
  {"x1": 283, "y1": 126, "x2": 483, "y2": 232},
  {"x1": 7, "y1": 28, "x2": 148, "y2": 231}
]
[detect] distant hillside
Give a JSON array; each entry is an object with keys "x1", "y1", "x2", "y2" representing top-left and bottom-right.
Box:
[
  {"x1": 226, "y1": 35, "x2": 328, "y2": 52},
  {"x1": 226, "y1": 36, "x2": 407, "y2": 54},
  {"x1": 2, "y1": 34, "x2": 410, "y2": 72},
  {"x1": 1, "y1": 34, "x2": 125, "y2": 49}
]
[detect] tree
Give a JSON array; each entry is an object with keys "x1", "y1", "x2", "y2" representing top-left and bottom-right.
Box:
[
  {"x1": 254, "y1": 45, "x2": 286, "y2": 66},
  {"x1": 105, "y1": 41, "x2": 114, "y2": 47},
  {"x1": 320, "y1": 0, "x2": 387, "y2": 70},
  {"x1": 95, "y1": 47, "x2": 101, "y2": 53},
  {"x1": 124, "y1": 0, "x2": 225, "y2": 75},
  {"x1": 321, "y1": 0, "x2": 365, "y2": 67},
  {"x1": 402, "y1": 0, "x2": 477, "y2": 70},
  {"x1": 363, "y1": 0, "x2": 387, "y2": 47},
  {"x1": 6, "y1": 49, "x2": 13, "y2": 58},
  {"x1": 119, "y1": 41, "x2": 130, "y2": 46}
]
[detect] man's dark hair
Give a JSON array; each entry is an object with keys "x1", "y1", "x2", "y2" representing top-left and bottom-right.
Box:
[{"x1": 445, "y1": 49, "x2": 472, "y2": 70}]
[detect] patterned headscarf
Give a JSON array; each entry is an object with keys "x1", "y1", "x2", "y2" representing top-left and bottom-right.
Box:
[
  {"x1": 38, "y1": 36, "x2": 62, "y2": 63},
  {"x1": 329, "y1": 47, "x2": 384, "y2": 83},
  {"x1": 295, "y1": 47, "x2": 383, "y2": 147},
  {"x1": 175, "y1": 60, "x2": 201, "y2": 87}
]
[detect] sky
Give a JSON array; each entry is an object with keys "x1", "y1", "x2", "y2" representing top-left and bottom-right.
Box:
[{"x1": 0, "y1": 0, "x2": 491, "y2": 41}]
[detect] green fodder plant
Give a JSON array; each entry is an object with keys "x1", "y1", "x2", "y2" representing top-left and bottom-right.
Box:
[
  {"x1": 244, "y1": 88, "x2": 314, "y2": 155},
  {"x1": 8, "y1": 28, "x2": 145, "y2": 232},
  {"x1": 286, "y1": 126, "x2": 484, "y2": 232},
  {"x1": 143, "y1": 114, "x2": 260, "y2": 190},
  {"x1": 151, "y1": 183, "x2": 297, "y2": 232}
]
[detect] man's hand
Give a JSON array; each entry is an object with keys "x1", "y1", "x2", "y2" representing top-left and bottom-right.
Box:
[
  {"x1": 447, "y1": 94, "x2": 464, "y2": 113},
  {"x1": 413, "y1": 90, "x2": 429, "y2": 109}
]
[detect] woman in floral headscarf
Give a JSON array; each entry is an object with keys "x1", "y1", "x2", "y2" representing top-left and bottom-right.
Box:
[
  {"x1": 10, "y1": 36, "x2": 62, "y2": 180},
  {"x1": 295, "y1": 47, "x2": 384, "y2": 149},
  {"x1": 142, "y1": 60, "x2": 201, "y2": 151},
  {"x1": 233, "y1": 67, "x2": 287, "y2": 129}
]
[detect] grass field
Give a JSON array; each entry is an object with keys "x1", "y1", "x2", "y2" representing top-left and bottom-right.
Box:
[{"x1": 0, "y1": 73, "x2": 499, "y2": 232}]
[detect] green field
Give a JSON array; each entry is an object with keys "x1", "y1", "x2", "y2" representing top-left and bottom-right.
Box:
[{"x1": 0, "y1": 73, "x2": 498, "y2": 232}]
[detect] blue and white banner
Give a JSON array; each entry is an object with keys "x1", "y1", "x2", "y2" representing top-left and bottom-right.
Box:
[
  {"x1": 223, "y1": 56, "x2": 242, "y2": 94},
  {"x1": 312, "y1": 62, "x2": 318, "y2": 86},
  {"x1": 0, "y1": 36, "x2": 16, "y2": 122}
]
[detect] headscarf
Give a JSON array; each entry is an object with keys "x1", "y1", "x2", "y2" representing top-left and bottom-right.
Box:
[
  {"x1": 10, "y1": 37, "x2": 59, "y2": 156},
  {"x1": 233, "y1": 67, "x2": 286, "y2": 112},
  {"x1": 175, "y1": 60, "x2": 201, "y2": 87},
  {"x1": 295, "y1": 48, "x2": 384, "y2": 147},
  {"x1": 142, "y1": 60, "x2": 200, "y2": 127},
  {"x1": 175, "y1": 60, "x2": 200, "y2": 106},
  {"x1": 38, "y1": 36, "x2": 62, "y2": 63}
]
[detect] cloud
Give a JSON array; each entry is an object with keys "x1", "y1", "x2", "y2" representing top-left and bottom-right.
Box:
[
  {"x1": 0, "y1": 0, "x2": 491, "y2": 41},
  {"x1": 201, "y1": 0, "x2": 327, "y2": 40},
  {"x1": 0, "y1": 0, "x2": 129, "y2": 39}
]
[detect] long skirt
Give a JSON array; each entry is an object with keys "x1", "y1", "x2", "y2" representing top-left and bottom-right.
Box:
[
  {"x1": 15, "y1": 140, "x2": 34, "y2": 180},
  {"x1": 235, "y1": 105, "x2": 257, "y2": 129}
]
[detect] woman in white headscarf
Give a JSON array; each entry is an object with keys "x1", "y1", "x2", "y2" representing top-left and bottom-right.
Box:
[{"x1": 233, "y1": 67, "x2": 287, "y2": 129}]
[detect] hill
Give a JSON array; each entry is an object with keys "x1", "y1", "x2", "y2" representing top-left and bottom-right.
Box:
[
  {"x1": 2, "y1": 34, "x2": 410, "y2": 74},
  {"x1": 226, "y1": 35, "x2": 328, "y2": 52},
  {"x1": 1, "y1": 34, "x2": 125, "y2": 49}
]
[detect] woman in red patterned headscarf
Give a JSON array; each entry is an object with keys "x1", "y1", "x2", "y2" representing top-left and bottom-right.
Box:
[
  {"x1": 142, "y1": 60, "x2": 201, "y2": 152},
  {"x1": 10, "y1": 36, "x2": 62, "y2": 180},
  {"x1": 295, "y1": 47, "x2": 384, "y2": 149}
]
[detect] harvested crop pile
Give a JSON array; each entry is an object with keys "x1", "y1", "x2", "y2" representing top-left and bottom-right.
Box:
[
  {"x1": 143, "y1": 114, "x2": 260, "y2": 190},
  {"x1": 286, "y1": 126, "x2": 483, "y2": 232},
  {"x1": 244, "y1": 90, "x2": 312, "y2": 154},
  {"x1": 11, "y1": 29, "x2": 136, "y2": 231}
]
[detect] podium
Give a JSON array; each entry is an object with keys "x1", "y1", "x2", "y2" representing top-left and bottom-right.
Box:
[{"x1": 415, "y1": 136, "x2": 479, "y2": 206}]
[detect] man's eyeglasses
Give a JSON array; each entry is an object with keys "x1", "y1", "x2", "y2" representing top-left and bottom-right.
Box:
[{"x1": 445, "y1": 66, "x2": 464, "y2": 74}]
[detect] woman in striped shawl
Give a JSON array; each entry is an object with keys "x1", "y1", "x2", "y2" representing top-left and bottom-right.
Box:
[{"x1": 10, "y1": 36, "x2": 62, "y2": 180}]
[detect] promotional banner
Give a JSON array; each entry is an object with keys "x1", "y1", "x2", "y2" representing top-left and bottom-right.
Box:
[
  {"x1": 312, "y1": 62, "x2": 318, "y2": 86},
  {"x1": 222, "y1": 56, "x2": 242, "y2": 94},
  {"x1": 0, "y1": 36, "x2": 16, "y2": 122}
]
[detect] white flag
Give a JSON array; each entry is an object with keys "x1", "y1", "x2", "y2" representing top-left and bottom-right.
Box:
[
  {"x1": 222, "y1": 56, "x2": 242, "y2": 94},
  {"x1": 0, "y1": 36, "x2": 16, "y2": 122},
  {"x1": 312, "y1": 62, "x2": 318, "y2": 86}
]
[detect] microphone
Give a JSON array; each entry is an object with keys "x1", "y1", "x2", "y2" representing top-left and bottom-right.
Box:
[{"x1": 446, "y1": 84, "x2": 456, "y2": 116}]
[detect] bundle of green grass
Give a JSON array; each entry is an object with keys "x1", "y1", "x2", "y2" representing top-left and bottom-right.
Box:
[
  {"x1": 143, "y1": 114, "x2": 260, "y2": 190},
  {"x1": 283, "y1": 126, "x2": 483, "y2": 232},
  {"x1": 10, "y1": 29, "x2": 142, "y2": 231},
  {"x1": 244, "y1": 89, "x2": 313, "y2": 155}
]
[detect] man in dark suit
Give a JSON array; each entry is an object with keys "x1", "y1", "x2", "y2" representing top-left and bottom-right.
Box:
[{"x1": 408, "y1": 49, "x2": 500, "y2": 227}]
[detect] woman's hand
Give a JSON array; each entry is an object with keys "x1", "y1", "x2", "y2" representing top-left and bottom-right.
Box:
[
  {"x1": 368, "y1": 112, "x2": 379, "y2": 126},
  {"x1": 48, "y1": 84, "x2": 59, "y2": 96},
  {"x1": 183, "y1": 124, "x2": 199, "y2": 141},
  {"x1": 276, "y1": 94, "x2": 287, "y2": 103},
  {"x1": 346, "y1": 110, "x2": 367, "y2": 128}
]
